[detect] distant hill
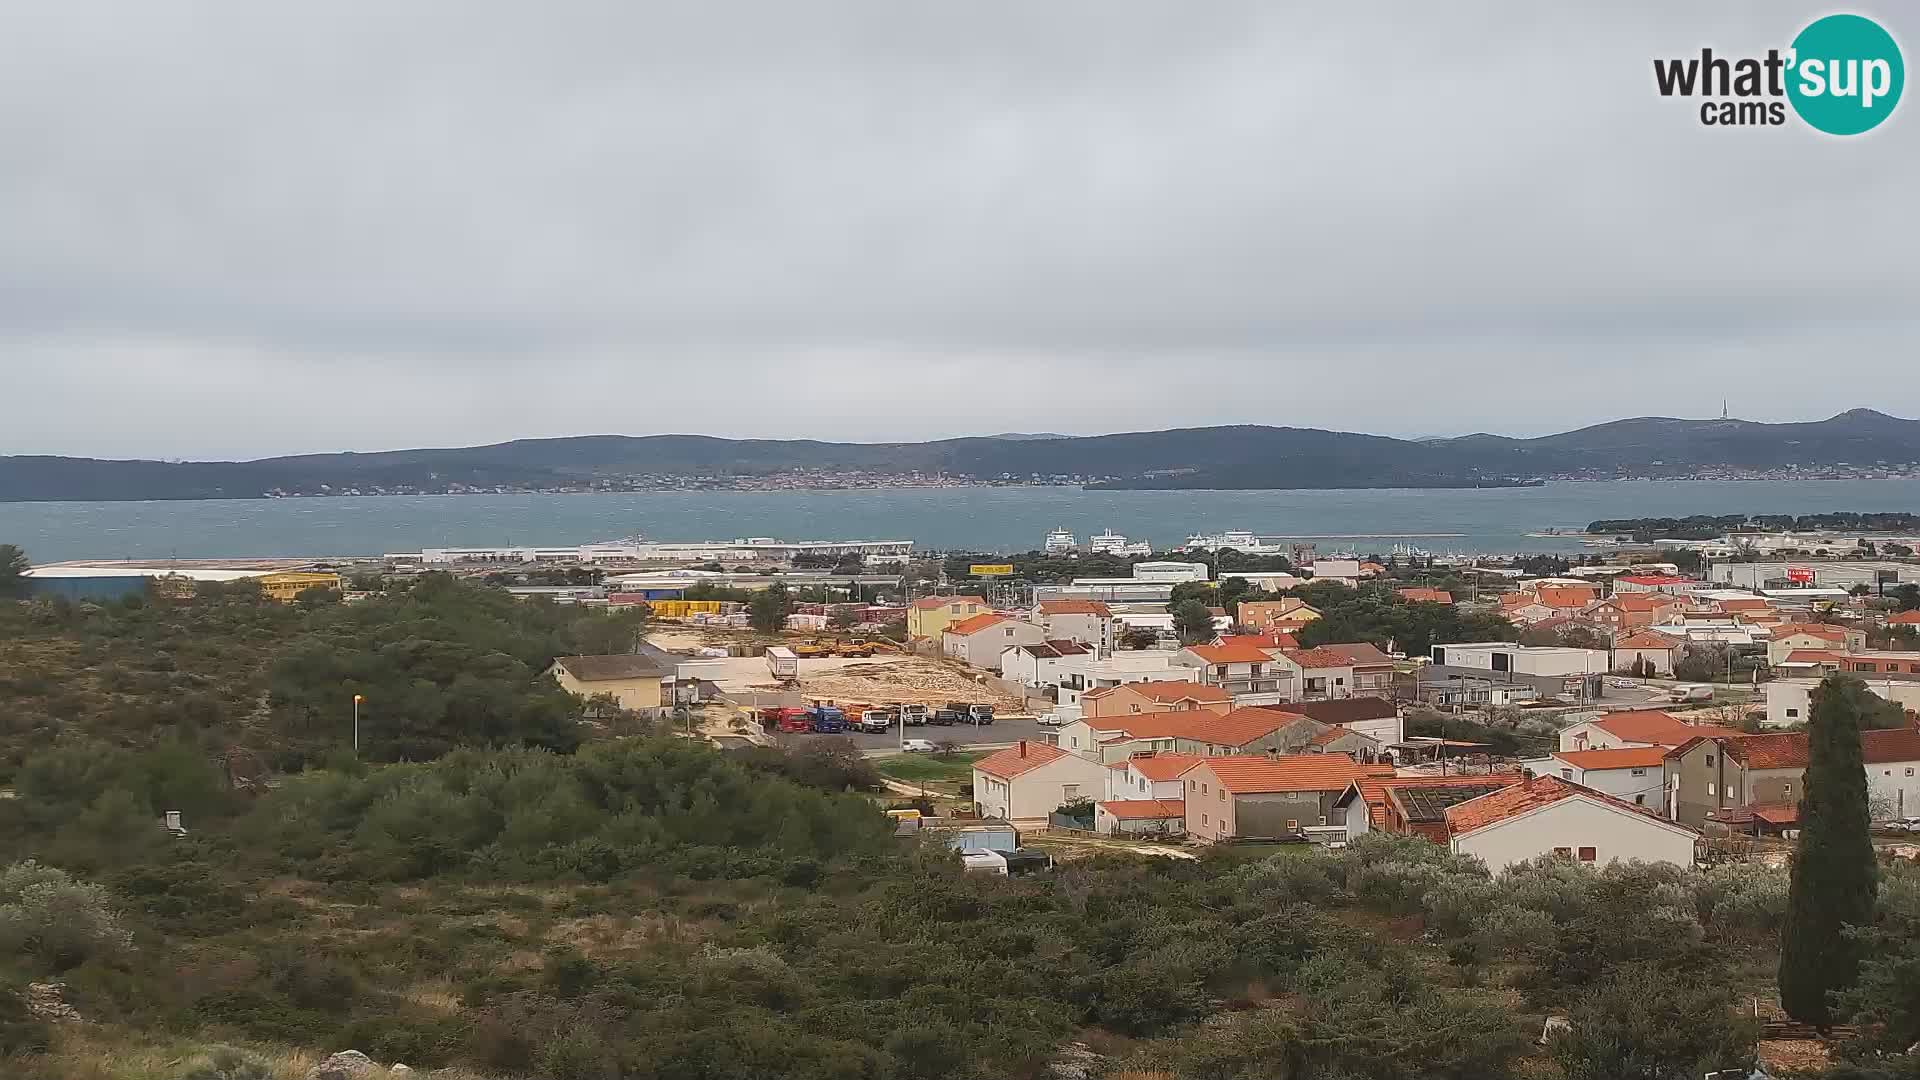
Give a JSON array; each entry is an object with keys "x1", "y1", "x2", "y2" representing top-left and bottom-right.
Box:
[{"x1": 4, "y1": 410, "x2": 1918, "y2": 500}]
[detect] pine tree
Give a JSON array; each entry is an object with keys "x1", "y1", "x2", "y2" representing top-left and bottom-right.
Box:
[{"x1": 1778, "y1": 674, "x2": 1879, "y2": 1026}]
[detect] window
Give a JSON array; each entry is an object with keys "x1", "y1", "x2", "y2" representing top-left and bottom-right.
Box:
[
  {"x1": 1553, "y1": 846, "x2": 1572, "y2": 858},
  {"x1": 1707, "y1": 782, "x2": 1716, "y2": 796},
  {"x1": 1908, "y1": 768, "x2": 1916, "y2": 777},
  {"x1": 1218, "y1": 789, "x2": 1225, "y2": 801},
  {"x1": 1783, "y1": 783, "x2": 1792, "y2": 796},
  {"x1": 1318, "y1": 815, "x2": 1328, "y2": 826},
  {"x1": 1559, "y1": 768, "x2": 1573, "y2": 780},
  {"x1": 1578, "y1": 846, "x2": 1597, "y2": 862},
  {"x1": 1201, "y1": 813, "x2": 1209, "y2": 825},
  {"x1": 1063, "y1": 785, "x2": 1079, "y2": 799},
  {"x1": 1786, "y1": 708, "x2": 1799, "y2": 718},
  {"x1": 1070, "y1": 736, "x2": 1078, "y2": 748},
  {"x1": 1130, "y1": 704, "x2": 1141, "y2": 713},
  {"x1": 1630, "y1": 767, "x2": 1647, "y2": 776},
  {"x1": 1634, "y1": 794, "x2": 1646, "y2": 806},
  {"x1": 1706, "y1": 754, "x2": 1715, "y2": 766},
  {"x1": 1286, "y1": 819, "x2": 1299, "y2": 830},
  {"x1": 1189, "y1": 779, "x2": 1196, "y2": 791}
]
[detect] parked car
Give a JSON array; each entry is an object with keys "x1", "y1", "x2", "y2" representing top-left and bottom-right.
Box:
[
  {"x1": 901, "y1": 739, "x2": 938, "y2": 753},
  {"x1": 1035, "y1": 711, "x2": 1063, "y2": 727},
  {"x1": 930, "y1": 708, "x2": 962, "y2": 726}
]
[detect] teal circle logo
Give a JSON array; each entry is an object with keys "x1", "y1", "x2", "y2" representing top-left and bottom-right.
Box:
[{"x1": 1786, "y1": 14, "x2": 1904, "y2": 134}]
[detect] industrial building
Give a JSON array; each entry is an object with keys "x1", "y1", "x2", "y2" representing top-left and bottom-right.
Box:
[{"x1": 399, "y1": 537, "x2": 913, "y2": 565}]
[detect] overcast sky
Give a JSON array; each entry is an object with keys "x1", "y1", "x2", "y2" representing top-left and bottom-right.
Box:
[{"x1": 2, "y1": 2, "x2": 1914, "y2": 459}]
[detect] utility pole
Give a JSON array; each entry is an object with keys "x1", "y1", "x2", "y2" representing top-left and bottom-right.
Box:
[{"x1": 351, "y1": 694, "x2": 363, "y2": 755}]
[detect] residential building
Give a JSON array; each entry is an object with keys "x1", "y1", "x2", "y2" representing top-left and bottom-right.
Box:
[
  {"x1": 1237, "y1": 598, "x2": 1321, "y2": 633},
  {"x1": 1104, "y1": 751, "x2": 1207, "y2": 802},
  {"x1": 1530, "y1": 583, "x2": 1602, "y2": 610},
  {"x1": 1398, "y1": 587, "x2": 1454, "y2": 604},
  {"x1": 1219, "y1": 572, "x2": 1303, "y2": 593},
  {"x1": 1766, "y1": 622, "x2": 1867, "y2": 665},
  {"x1": 1174, "y1": 641, "x2": 1296, "y2": 705},
  {"x1": 1497, "y1": 594, "x2": 1561, "y2": 626},
  {"x1": 1181, "y1": 755, "x2": 1382, "y2": 841},
  {"x1": 1413, "y1": 668, "x2": 1544, "y2": 708},
  {"x1": 1522, "y1": 746, "x2": 1668, "y2": 809},
  {"x1": 1307, "y1": 560, "x2": 1362, "y2": 586},
  {"x1": 1271, "y1": 647, "x2": 1357, "y2": 700},
  {"x1": 1558, "y1": 709, "x2": 1736, "y2": 753},
  {"x1": 1312, "y1": 642, "x2": 1397, "y2": 696},
  {"x1": 1094, "y1": 799, "x2": 1187, "y2": 836},
  {"x1": 1032, "y1": 599, "x2": 1117, "y2": 655},
  {"x1": 1306, "y1": 725, "x2": 1383, "y2": 760},
  {"x1": 942, "y1": 613, "x2": 1046, "y2": 670},
  {"x1": 1583, "y1": 593, "x2": 1679, "y2": 631},
  {"x1": 1052, "y1": 650, "x2": 1185, "y2": 706},
  {"x1": 971, "y1": 741, "x2": 1111, "y2": 823},
  {"x1": 1056, "y1": 707, "x2": 1330, "y2": 763},
  {"x1": 1839, "y1": 650, "x2": 1920, "y2": 677},
  {"x1": 1888, "y1": 611, "x2": 1920, "y2": 628},
  {"x1": 1611, "y1": 631, "x2": 1681, "y2": 676},
  {"x1": 1283, "y1": 696, "x2": 1404, "y2": 745},
  {"x1": 999, "y1": 640, "x2": 1092, "y2": 688},
  {"x1": 1335, "y1": 773, "x2": 1524, "y2": 842},
  {"x1": 1444, "y1": 775, "x2": 1699, "y2": 871},
  {"x1": 547, "y1": 654, "x2": 668, "y2": 714},
  {"x1": 1081, "y1": 680, "x2": 1233, "y2": 719},
  {"x1": 906, "y1": 594, "x2": 989, "y2": 640}
]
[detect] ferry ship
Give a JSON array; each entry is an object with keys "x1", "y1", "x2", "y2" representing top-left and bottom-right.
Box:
[
  {"x1": 1043, "y1": 527, "x2": 1078, "y2": 553},
  {"x1": 1086, "y1": 528, "x2": 1152, "y2": 556},
  {"x1": 1179, "y1": 529, "x2": 1290, "y2": 554}
]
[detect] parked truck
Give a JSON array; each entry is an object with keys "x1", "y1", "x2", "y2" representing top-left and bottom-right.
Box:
[
  {"x1": 792, "y1": 641, "x2": 835, "y2": 659},
  {"x1": 807, "y1": 704, "x2": 847, "y2": 733},
  {"x1": 764, "y1": 646, "x2": 799, "y2": 681},
  {"x1": 900, "y1": 704, "x2": 929, "y2": 726},
  {"x1": 773, "y1": 707, "x2": 812, "y2": 734}
]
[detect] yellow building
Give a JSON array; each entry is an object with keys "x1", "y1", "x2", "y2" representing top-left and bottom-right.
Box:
[
  {"x1": 257, "y1": 571, "x2": 344, "y2": 603},
  {"x1": 547, "y1": 654, "x2": 668, "y2": 714},
  {"x1": 905, "y1": 594, "x2": 990, "y2": 640}
]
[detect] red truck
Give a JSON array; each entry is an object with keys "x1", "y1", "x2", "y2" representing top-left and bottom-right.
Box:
[{"x1": 766, "y1": 707, "x2": 811, "y2": 733}]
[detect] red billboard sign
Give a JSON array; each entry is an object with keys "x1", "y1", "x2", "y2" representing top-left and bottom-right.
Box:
[{"x1": 1786, "y1": 565, "x2": 1815, "y2": 584}]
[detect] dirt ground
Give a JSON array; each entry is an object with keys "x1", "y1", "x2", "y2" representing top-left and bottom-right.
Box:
[{"x1": 649, "y1": 630, "x2": 1023, "y2": 710}]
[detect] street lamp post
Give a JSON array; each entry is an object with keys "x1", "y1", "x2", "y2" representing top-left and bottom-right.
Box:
[{"x1": 352, "y1": 694, "x2": 363, "y2": 755}]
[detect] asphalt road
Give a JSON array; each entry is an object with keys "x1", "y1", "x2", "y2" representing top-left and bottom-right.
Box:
[{"x1": 770, "y1": 716, "x2": 1053, "y2": 754}]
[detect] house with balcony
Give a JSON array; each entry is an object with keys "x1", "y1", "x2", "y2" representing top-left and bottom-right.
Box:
[{"x1": 1173, "y1": 641, "x2": 1295, "y2": 706}]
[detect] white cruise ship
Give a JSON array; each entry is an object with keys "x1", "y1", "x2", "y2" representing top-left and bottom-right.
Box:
[
  {"x1": 1180, "y1": 529, "x2": 1290, "y2": 554},
  {"x1": 1087, "y1": 528, "x2": 1152, "y2": 556},
  {"x1": 1043, "y1": 527, "x2": 1078, "y2": 553}
]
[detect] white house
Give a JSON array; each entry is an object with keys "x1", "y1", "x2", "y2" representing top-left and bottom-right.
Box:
[
  {"x1": 1094, "y1": 798, "x2": 1187, "y2": 836},
  {"x1": 1307, "y1": 559, "x2": 1362, "y2": 585},
  {"x1": 999, "y1": 640, "x2": 1092, "y2": 689},
  {"x1": 1052, "y1": 651, "x2": 1185, "y2": 707},
  {"x1": 1518, "y1": 746, "x2": 1667, "y2": 810},
  {"x1": 942, "y1": 613, "x2": 1046, "y2": 671},
  {"x1": 1864, "y1": 728, "x2": 1920, "y2": 819},
  {"x1": 1766, "y1": 677, "x2": 1920, "y2": 730},
  {"x1": 1443, "y1": 776, "x2": 1699, "y2": 871},
  {"x1": 1765, "y1": 623, "x2": 1862, "y2": 666},
  {"x1": 971, "y1": 741, "x2": 1113, "y2": 823},
  {"x1": 1271, "y1": 647, "x2": 1358, "y2": 701},
  {"x1": 1031, "y1": 600, "x2": 1117, "y2": 655},
  {"x1": 1172, "y1": 641, "x2": 1296, "y2": 706},
  {"x1": 1103, "y1": 752, "x2": 1206, "y2": 802}
]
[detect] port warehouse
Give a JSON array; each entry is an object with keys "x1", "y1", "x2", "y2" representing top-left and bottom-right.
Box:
[
  {"x1": 506, "y1": 574, "x2": 904, "y2": 603},
  {"x1": 392, "y1": 539, "x2": 914, "y2": 565}
]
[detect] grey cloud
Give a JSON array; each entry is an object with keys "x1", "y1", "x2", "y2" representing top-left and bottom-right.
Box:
[{"x1": 0, "y1": 1, "x2": 1915, "y2": 457}]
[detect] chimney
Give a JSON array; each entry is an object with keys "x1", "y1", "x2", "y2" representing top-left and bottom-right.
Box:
[{"x1": 1019, "y1": 742, "x2": 1027, "y2": 758}]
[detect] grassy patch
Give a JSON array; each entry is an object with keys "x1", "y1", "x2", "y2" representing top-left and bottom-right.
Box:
[{"x1": 871, "y1": 751, "x2": 984, "y2": 785}]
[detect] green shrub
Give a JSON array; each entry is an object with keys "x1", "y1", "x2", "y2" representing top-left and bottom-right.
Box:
[{"x1": 0, "y1": 860, "x2": 133, "y2": 971}]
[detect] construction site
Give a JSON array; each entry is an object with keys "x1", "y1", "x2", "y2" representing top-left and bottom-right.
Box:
[{"x1": 647, "y1": 627, "x2": 1026, "y2": 712}]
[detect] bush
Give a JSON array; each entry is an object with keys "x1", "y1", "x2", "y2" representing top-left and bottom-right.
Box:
[
  {"x1": 1550, "y1": 963, "x2": 1758, "y2": 1080},
  {"x1": 176, "y1": 1045, "x2": 272, "y2": 1080},
  {"x1": 0, "y1": 860, "x2": 133, "y2": 971}
]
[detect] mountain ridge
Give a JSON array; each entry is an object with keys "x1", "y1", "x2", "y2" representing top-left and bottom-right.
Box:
[{"x1": 3, "y1": 410, "x2": 1917, "y2": 501}]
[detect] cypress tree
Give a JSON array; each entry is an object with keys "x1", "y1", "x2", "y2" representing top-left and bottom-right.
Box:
[{"x1": 1777, "y1": 674, "x2": 1879, "y2": 1026}]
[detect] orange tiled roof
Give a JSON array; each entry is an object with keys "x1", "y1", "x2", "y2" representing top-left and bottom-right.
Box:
[
  {"x1": 1281, "y1": 646, "x2": 1356, "y2": 668},
  {"x1": 1398, "y1": 587, "x2": 1454, "y2": 604},
  {"x1": 1185, "y1": 641, "x2": 1276, "y2": 664},
  {"x1": 972, "y1": 740, "x2": 1068, "y2": 779},
  {"x1": 1122, "y1": 753, "x2": 1207, "y2": 780},
  {"x1": 1591, "y1": 709, "x2": 1736, "y2": 746},
  {"x1": 1218, "y1": 631, "x2": 1299, "y2": 650},
  {"x1": 1724, "y1": 732, "x2": 1807, "y2": 769},
  {"x1": 1603, "y1": 593, "x2": 1676, "y2": 612},
  {"x1": 1716, "y1": 598, "x2": 1773, "y2": 612},
  {"x1": 1096, "y1": 707, "x2": 1314, "y2": 747},
  {"x1": 1037, "y1": 599, "x2": 1113, "y2": 617},
  {"x1": 944, "y1": 612, "x2": 1007, "y2": 636},
  {"x1": 1889, "y1": 611, "x2": 1920, "y2": 625},
  {"x1": 1773, "y1": 622, "x2": 1849, "y2": 640},
  {"x1": 1315, "y1": 642, "x2": 1396, "y2": 666},
  {"x1": 1190, "y1": 754, "x2": 1371, "y2": 794},
  {"x1": 1782, "y1": 649, "x2": 1845, "y2": 665},
  {"x1": 1536, "y1": 586, "x2": 1601, "y2": 609},
  {"x1": 1864, "y1": 727, "x2": 1920, "y2": 763},
  {"x1": 1097, "y1": 798, "x2": 1186, "y2": 820},
  {"x1": 1553, "y1": 746, "x2": 1669, "y2": 770},
  {"x1": 1444, "y1": 774, "x2": 1680, "y2": 836}
]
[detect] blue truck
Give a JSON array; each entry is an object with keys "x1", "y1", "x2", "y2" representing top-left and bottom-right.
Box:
[{"x1": 807, "y1": 704, "x2": 847, "y2": 733}]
